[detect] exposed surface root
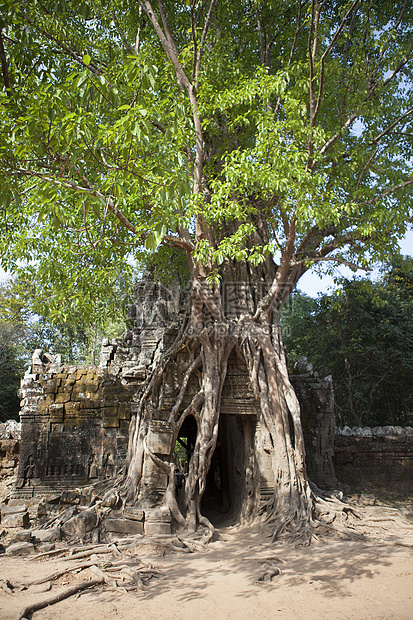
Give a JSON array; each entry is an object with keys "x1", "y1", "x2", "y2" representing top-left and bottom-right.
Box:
[
  {"x1": 6, "y1": 534, "x2": 171, "y2": 619},
  {"x1": 16, "y1": 577, "x2": 104, "y2": 620},
  {"x1": 256, "y1": 557, "x2": 282, "y2": 582},
  {"x1": 310, "y1": 490, "x2": 413, "y2": 545}
]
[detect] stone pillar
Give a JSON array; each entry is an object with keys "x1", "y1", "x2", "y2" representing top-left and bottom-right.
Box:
[{"x1": 292, "y1": 357, "x2": 338, "y2": 489}]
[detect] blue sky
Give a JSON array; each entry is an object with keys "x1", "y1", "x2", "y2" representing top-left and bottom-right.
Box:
[{"x1": 298, "y1": 231, "x2": 413, "y2": 297}]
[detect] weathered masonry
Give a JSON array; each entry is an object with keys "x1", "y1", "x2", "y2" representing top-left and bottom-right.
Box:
[
  {"x1": 15, "y1": 277, "x2": 337, "y2": 520},
  {"x1": 334, "y1": 426, "x2": 413, "y2": 494}
]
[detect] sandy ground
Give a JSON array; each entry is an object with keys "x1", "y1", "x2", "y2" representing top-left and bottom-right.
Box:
[{"x1": 0, "y1": 516, "x2": 413, "y2": 620}]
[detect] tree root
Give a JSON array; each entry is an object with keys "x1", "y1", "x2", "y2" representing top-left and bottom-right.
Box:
[
  {"x1": 20, "y1": 561, "x2": 108, "y2": 588},
  {"x1": 9, "y1": 538, "x2": 168, "y2": 619},
  {"x1": 16, "y1": 577, "x2": 104, "y2": 620},
  {"x1": 0, "y1": 579, "x2": 14, "y2": 594},
  {"x1": 257, "y1": 558, "x2": 282, "y2": 582},
  {"x1": 61, "y1": 544, "x2": 125, "y2": 562}
]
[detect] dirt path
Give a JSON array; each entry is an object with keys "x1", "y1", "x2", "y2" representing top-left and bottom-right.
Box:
[{"x1": 1, "y1": 522, "x2": 412, "y2": 620}]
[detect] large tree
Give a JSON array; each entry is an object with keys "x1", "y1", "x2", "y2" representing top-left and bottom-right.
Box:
[{"x1": 1, "y1": 0, "x2": 412, "y2": 538}]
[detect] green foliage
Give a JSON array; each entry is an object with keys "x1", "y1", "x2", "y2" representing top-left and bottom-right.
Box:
[
  {"x1": 0, "y1": 322, "x2": 25, "y2": 421},
  {"x1": 282, "y1": 257, "x2": 413, "y2": 428},
  {"x1": 0, "y1": 276, "x2": 128, "y2": 420},
  {"x1": 0, "y1": 0, "x2": 412, "y2": 319},
  {"x1": 145, "y1": 246, "x2": 190, "y2": 288}
]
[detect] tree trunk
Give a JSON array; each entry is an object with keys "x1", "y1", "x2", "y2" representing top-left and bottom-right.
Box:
[{"x1": 121, "y1": 268, "x2": 314, "y2": 540}]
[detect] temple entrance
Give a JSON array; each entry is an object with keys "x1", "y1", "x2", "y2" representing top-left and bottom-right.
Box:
[
  {"x1": 174, "y1": 411, "x2": 257, "y2": 527},
  {"x1": 201, "y1": 414, "x2": 257, "y2": 526}
]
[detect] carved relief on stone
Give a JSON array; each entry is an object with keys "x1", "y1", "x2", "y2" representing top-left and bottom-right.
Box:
[{"x1": 88, "y1": 454, "x2": 99, "y2": 479}]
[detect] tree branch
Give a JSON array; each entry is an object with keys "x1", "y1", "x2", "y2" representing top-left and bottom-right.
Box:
[
  {"x1": 373, "y1": 105, "x2": 413, "y2": 144},
  {"x1": 312, "y1": 0, "x2": 360, "y2": 127},
  {"x1": 291, "y1": 254, "x2": 369, "y2": 271},
  {"x1": 111, "y1": 9, "x2": 135, "y2": 54},
  {"x1": 162, "y1": 234, "x2": 194, "y2": 252},
  {"x1": 357, "y1": 146, "x2": 380, "y2": 189},
  {"x1": 360, "y1": 179, "x2": 413, "y2": 206},
  {"x1": 138, "y1": 0, "x2": 204, "y2": 200},
  {"x1": 157, "y1": 0, "x2": 180, "y2": 59},
  {"x1": 255, "y1": 0, "x2": 265, "y2": 66},
  {"x1": 11, "y1": 167, "x2": 138, "y2": 235},
  {"x1": 0, "y1": 26, "x2": 12, "y2": 95},
  {"x1": 194, "y1": 0, "x2": 217, "y2": 91},
  {"x1": 22, "y1": 14, "x2": 103, "y2": 75}
]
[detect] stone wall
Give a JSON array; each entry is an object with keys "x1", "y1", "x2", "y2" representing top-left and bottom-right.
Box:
[
  {"x1": 0, "y1": 420, "x2": 21, "y2": 480},
  {"x1": 291, "y1": 357, "x2": 337, "y2": 489},
  {"x1": 334, "y1": 426, "x2": 413, "y2": 494},
  {"x1": 15, "y1": 351, "x2": 138, "y2": 497}
]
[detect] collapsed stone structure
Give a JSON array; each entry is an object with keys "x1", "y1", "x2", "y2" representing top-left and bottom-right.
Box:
[{"x1": 14, "y1": 276, "x2": 339, "y2": 533}]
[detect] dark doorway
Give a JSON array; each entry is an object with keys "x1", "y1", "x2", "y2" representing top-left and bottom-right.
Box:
[
  {"x1": 201, "y1": 414, "x2": 256, "y2": 526},
  {"x1": 174, "y1": 415, "x2": 197, "y2": 474}
]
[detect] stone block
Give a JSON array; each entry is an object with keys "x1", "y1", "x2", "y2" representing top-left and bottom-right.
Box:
[
  {"x1": 144, "y1": 521, "x2": 171, "y2": 536},
  {"x1": 48, "y1": 404, "x2": 64, "y2": 422},
  {"x1": 78, "y1": 398, "x2": 102, "y2": 409},
  {"x1": 60, "y1": 490, "x2": 82, "y2": 504},
  {"x1": 104, "y1": 518, "x2": 144, "y2": 535},
  {"x1": 118, "y1": 403, "x2": 131, "y2": 419},
  {"x1": 123, "y1": 507, "x2": 144, "y2": 521},
  {"x1": 2, "y1": 459, "x2": 16, "y2": 469},
  {"x1": 147, "y1": 421, "x2": 173, "y2": 455},
  {"x1": 65, "y1": 402, "x2": 81, "y2": 416},
  {"x1": 55, "y1": 392, "x2": 72, "y2": 404},
  {"x1": 31, "y1": 527, "x2": 61, "y2": 543},
  {"x1": 43, "y1": 379, "x2": 61, "y2": 394},
  {"x1": 6, "y1": 542, "x2": 35, "y2": 556},
  {"x1": 103, "y1": 417, "x2": 120, "y2": 428},
  {"x1": 36, "y1": 542, "x2": 55, "y2": 553},
  {"x1": 102, "y1": 405, "x2": 119, "y2": 416},
  {"x1": 10, "y1": 530, "x2": 32, "y2": 544},
  {"x1": 1, "y1": 505, "x2": 30, "y2": 528},
  {"x1": 61, "y1": 508, "x2": 97, "y2": 537},
  {"x1": 144, "y1": 506, "x2": 171, "y2": 523}
]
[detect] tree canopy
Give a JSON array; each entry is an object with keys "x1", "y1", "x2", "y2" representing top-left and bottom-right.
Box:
[{"x1": 0, "y1": 0, "x2": 412, "y2": 314}]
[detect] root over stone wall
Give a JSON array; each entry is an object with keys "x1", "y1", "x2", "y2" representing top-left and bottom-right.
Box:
[{"x1": 12, "y1": 278, "x2": 338, "y2": 504}]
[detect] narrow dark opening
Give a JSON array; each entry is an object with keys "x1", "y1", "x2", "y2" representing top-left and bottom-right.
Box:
[
  {"x1": 288, "y1": 411, "x2": 296, "y2": 450},
  {"x1": 201, "y1": 416, "x2": 231, "y2": 517},
  {"x1": 174, "y1": 414, "x2": 197, "y2": 473},
  {"x1": 201, "y1": 414, "x2": 256, "y2": 527}
]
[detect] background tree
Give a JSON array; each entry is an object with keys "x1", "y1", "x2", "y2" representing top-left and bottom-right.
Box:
[
  {"x1": 0, "y1": 0, "x2": 413, "y2": 538},
  {"x1": 0, "y1": 276, "x2": 130, "y2": 420},
  {"x1": 282, "y1": 257, "x2": 413, "y2": 428}
]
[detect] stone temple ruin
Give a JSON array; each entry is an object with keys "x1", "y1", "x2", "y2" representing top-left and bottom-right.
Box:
[{"x1": 12, "y1": 275, "x2": 340, "y2": 535}]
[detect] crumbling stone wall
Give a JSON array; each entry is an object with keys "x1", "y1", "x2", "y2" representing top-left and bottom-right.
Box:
[
  {"x1": 291, "y1": 357, "x2": 337, "y2": 489},
  {"x1": 15, "y1": 351, "x2": 137, "y2": 497},
  {"x1": 14, "y1": 276, "x2": 185, "y2": 499},
  {"x1": 0, "y1": 420, "x2": 21, "y2": 480},
  {"x1": 334, "y1": 426, "x2": 413, "y2": 494}
]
